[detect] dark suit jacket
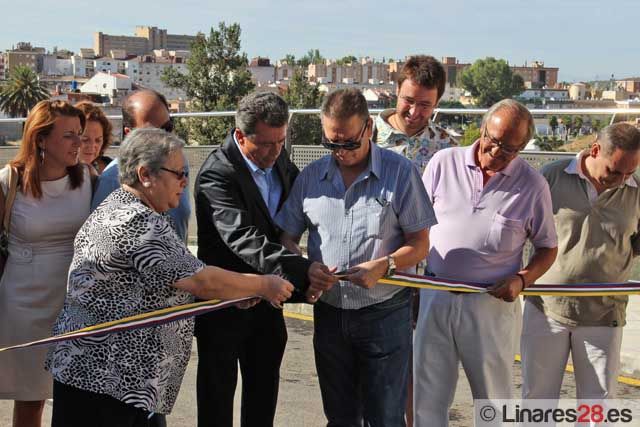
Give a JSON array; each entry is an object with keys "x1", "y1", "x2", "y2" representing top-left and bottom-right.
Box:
[{"x1": 194, "y1": 130, "x2": 312, "y2": 302}]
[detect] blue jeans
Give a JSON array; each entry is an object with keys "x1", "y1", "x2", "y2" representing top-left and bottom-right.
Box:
[{"x1": 313, "y1": 288, "x2": 412, "y2": 427}]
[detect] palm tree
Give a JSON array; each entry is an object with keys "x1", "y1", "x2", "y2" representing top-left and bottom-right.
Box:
[{"x1": 0, "y1": 65, "x2": 50, "y2": 118}]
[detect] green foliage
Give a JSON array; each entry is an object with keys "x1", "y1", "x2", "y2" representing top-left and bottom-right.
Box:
[
  {"x1": 574, "y1": 116, "x2": 584, "y2": 134},
  {"x1": 460, "y1": 122, "x2": 481, "y2": 146},
  {"x1": 536, "y1": 136, "x2": 563, "y2": 151},
  {"x1": 549, "y1": 115, "x2": 558, "y2": 132},
  {"x1": 336, "y1": 55, "x2": 358, "y2": 66},
  {"x1": 438, "y1": 100, "x2": 465, "y2": 109},
  {"x1": 0, "y1": 65, "x2": 49, "y2": 118},
  {"x1": 284, "y1": 49, "x2": 324, "y2": 68},
  {"x1": 591, "y1": 118, "x2": 605, "y2": 132},
  {"x1": 162, "y1": 22, "x2": 254, "y2": 145},
  {"x1": 459, "y1": 57, "x2": 525, "y2": 107},
  {"x1": 282, "y1": 70, "x2": 323, "y2": 145}
]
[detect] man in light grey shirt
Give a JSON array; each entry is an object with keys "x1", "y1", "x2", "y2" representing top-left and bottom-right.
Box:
[{"x1": 276, "y1": 88, "x2": 436, "y2": 426}]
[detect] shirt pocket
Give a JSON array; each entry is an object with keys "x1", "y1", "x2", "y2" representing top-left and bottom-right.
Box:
[
  {"x1": 484, "y1": 213, "x2": 526, "y2": 253},
  {"x1": 366, "y1": 201, "x2": 393, "y2": 240}
]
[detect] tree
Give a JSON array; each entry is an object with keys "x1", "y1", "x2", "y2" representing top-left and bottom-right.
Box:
[
  {"x1": 282, "y1": 70, "x2": 323, "y2": 145},
  {"x1": 459, "y1": 57, "x2": 525, "y2": 107},
  {"x1": 281, "y1": 54, "x2": 296, "y2": 65},
  {"x1": 162, "y1": 22, "x2": 254, "y2": 145},
  {"x1": 573, "y1": 116, "x2": 584, "y2": 135},
  {"x1": 549, "y1": 116, "x2": 558, "y2": 135},
  {"x1": 336, "y1": 55, "x2": 358, "y2": 66},
  {"x1": 0, "y1": 65, "x2": 49, "y2": 118},
  {"x1": 295, "y1": 49, "x2": 324, "y2": 68},
  {"x1": 460, "y1": 123, "x2": 481, "y2": 146}
]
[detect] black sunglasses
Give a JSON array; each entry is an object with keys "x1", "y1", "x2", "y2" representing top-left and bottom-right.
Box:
[
  {"x1": 160, "y1": 167, "x2": 188, "y2": 180},
  {"x1": 321, "y1": 120, "x2": 368, "y2": 151},
  {"x1": 160, "y1": 117, "x2": 175, "y2": 133}
]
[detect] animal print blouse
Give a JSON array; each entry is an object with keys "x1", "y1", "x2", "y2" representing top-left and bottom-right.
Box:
[{"x1": 46, "y1": 188, "x2": 204, "y2": 414}]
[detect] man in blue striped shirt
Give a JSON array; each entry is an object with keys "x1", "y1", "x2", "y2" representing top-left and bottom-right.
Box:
[{"x1": 276, "y1": 88, "x2": 437, "y2": 426}]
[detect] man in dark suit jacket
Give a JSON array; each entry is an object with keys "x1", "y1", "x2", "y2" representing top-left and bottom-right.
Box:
[{"x1": 194, "y1": 92, "x2": 337, "y2": 427}]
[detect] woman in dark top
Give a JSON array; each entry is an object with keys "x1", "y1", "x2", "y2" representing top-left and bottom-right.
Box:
[{"x1": 75, "y1": 101, "x2": 114, "y2": 173}]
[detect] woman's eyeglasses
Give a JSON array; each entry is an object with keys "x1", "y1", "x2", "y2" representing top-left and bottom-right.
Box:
[
  {"x1": 160, "y1": 167, "x2": 188, "y2": 180},
  {"x1": 321, "y1": 121, "x2": 368, "y2": 151}
]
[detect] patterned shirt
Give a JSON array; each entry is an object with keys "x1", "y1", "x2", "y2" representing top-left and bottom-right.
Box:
[
  {"x1": 47, "y1": 189, "x2": 205, "y2": 414},
  {"x1": 275, "y1": 141, "x2": 437, "y2": 309},
  {"x1": 374, "y1": 109, "x2": 458, "y2": 172}
]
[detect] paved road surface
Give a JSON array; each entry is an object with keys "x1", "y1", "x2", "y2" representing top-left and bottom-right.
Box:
[{"x1": 1, "y1": 316, "x2": 639, "y2": 426}]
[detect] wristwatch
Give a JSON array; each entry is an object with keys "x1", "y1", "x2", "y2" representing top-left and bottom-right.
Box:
[{"x1": 385, "y1": 255, "x2": 396, "y2": 277}]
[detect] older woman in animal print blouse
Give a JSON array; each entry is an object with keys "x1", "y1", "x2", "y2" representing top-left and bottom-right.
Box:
[{"x1": 46, "y1": 128, "x2": 294, "y2": 427}]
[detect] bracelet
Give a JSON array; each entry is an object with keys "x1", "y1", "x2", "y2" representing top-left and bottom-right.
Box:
[{"x1": 516, "y1": 273, "x2": 527, "y2": 291}]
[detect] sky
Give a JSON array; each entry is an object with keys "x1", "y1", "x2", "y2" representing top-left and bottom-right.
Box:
[{"x1": 0, "y1": 0, "x2": 637, "y2": 83}]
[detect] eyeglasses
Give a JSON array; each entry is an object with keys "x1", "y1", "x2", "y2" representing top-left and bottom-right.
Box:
[
  {"x1": 160, "y1": 118, "x2": 174, "y2": 133},
  {"x1": 160, "y1": 167, "x2": 188, "y2": 180},
  {"x1": 482, "y1": 129, "x2": 523, "y2": 157},
  {"x1": 321, "y1": 120, "x2": 368, "y2": 151}
]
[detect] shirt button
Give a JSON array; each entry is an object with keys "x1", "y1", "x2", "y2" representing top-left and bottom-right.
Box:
[
  {"x1": 344, "y1": 210, "x2": 349, "y2": 216},
  {"x1": 612, "y1": 320, "x2": 619, "y2": 327},
  {"x1": 343, "y1": 295, "x2": 347, "y2": 298}
]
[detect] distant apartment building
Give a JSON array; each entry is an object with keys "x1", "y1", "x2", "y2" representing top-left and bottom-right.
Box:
[
  {"x1": 130, "y1": 53, "x2": 188, "y2": 100},
  {"x1": 248, "y1": 57, "x2": 275, "y2": 86},
  {"x1": 4, "y1": 42, "x2": 46, "y2": 75},
  {"x1": 275, "y1": 60, "x2": 296, "y2": 81},
  {"x1": 307, "y1": 57, "x2": 389, "y2": 84},
  {"x1": 512, "y1": 61, "x2": 559, "y2": 89},
  {"x1": 616, "y1": 77, "x2": 640, "y2": 93},
  {"x1": 94, "y1": 26, "x2": 198, "y2": 57},
  {"x1": 0, "y1": 53, "x2": 5, "y2": 80}
]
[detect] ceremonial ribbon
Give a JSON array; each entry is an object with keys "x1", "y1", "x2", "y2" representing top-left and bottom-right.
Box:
[
  {"x1": 0, "y1": 297, "x2": 250, "y2": 353},
  {"x1": 3, "y1": 273, "x2": 640, "y2": 353}
]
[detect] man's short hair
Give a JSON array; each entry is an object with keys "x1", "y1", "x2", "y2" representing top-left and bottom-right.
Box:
[
  {"x1": 397, "y1": 55, "x2": 447, "y2": 100},
  {"x1": 482, "y1": 99, "x2": 535, "y2": 146},
  {"x1": 321, "y1": 88, "x2": 369, "y2": 123},
  {"x1": 121, "y1": 89, "x2": 170, "y2": 130},
  {"x1": 235, "y1": 92, "x2": 289, "y2": 137},
  {"x1": 598, "y1": 123, "x2": 640, "y2": 156}
]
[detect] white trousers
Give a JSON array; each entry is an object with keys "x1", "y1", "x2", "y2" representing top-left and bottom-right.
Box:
[
  {"x1": 521, "y1": 299, "x2": 623, "y2": 399},
  {"x1": 413, "y1": 290, "x2": 520, "y2": 427}
]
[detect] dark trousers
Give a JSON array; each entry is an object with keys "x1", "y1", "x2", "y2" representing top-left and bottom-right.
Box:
[
  {"x1": 52, "y1": 380, "x2": 158, "y2": 427},
  {"x1": 313, "y1": 289, "x2": 412, "y2": 427},
  {"x1": 195, "y1": 301, "x2": 288, "y2": 427}
]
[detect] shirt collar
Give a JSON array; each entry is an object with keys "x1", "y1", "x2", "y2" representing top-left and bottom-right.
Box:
[
  {"x1": 565, "y1": 150, "x2": 638, "y2": 188},
  {"x1": 376, "y1": 108, "x2": 431, "y2": 138},
  {"x1": 321, "y1": 140, "x2": 380, "y2": 181},
  {"x1": 233, "y1": 131, "x2": 271, "y2": 174},
  {"x1": 464, "y1": 140, "x2": 519, "y2": 177}
]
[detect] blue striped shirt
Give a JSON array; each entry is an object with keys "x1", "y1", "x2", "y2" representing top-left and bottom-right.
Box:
[{"x1": 275, "y1": 141, "x2": 437, "y2": 309}]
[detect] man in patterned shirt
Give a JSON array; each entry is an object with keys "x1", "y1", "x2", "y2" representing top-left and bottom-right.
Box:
[{"x1": 374, "y1": 55, "x2": 457, "y2": 172}]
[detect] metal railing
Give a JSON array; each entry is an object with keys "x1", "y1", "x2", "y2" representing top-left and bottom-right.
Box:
[{"x1": 3, "y1": 107, "x2": 639, "y2": 151}]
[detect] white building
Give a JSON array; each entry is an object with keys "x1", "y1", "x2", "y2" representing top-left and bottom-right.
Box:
[
  {"x1": 519, "y1": 88, "x2": 569, "y2": 101},
  {"x1": 80, "y1": 72, "x2": 132, "y2": 103},
  {"x1": 132, "y1": 61, "x2": 187, "y2": 100}
]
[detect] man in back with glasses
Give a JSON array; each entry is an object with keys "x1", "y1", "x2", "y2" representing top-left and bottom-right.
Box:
[
  {"x1": 276, "y1": 88, "x2": 436, "y2": 426},
  {"x1": 374, "y1": 55, "x2": 457, "y2": 172},
  {"x1": 413, "y1": 99, "x2": 558, "y2": 426},
  {"x1": 91, "y1": 89, "x2": 192, "y2": 242}
]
